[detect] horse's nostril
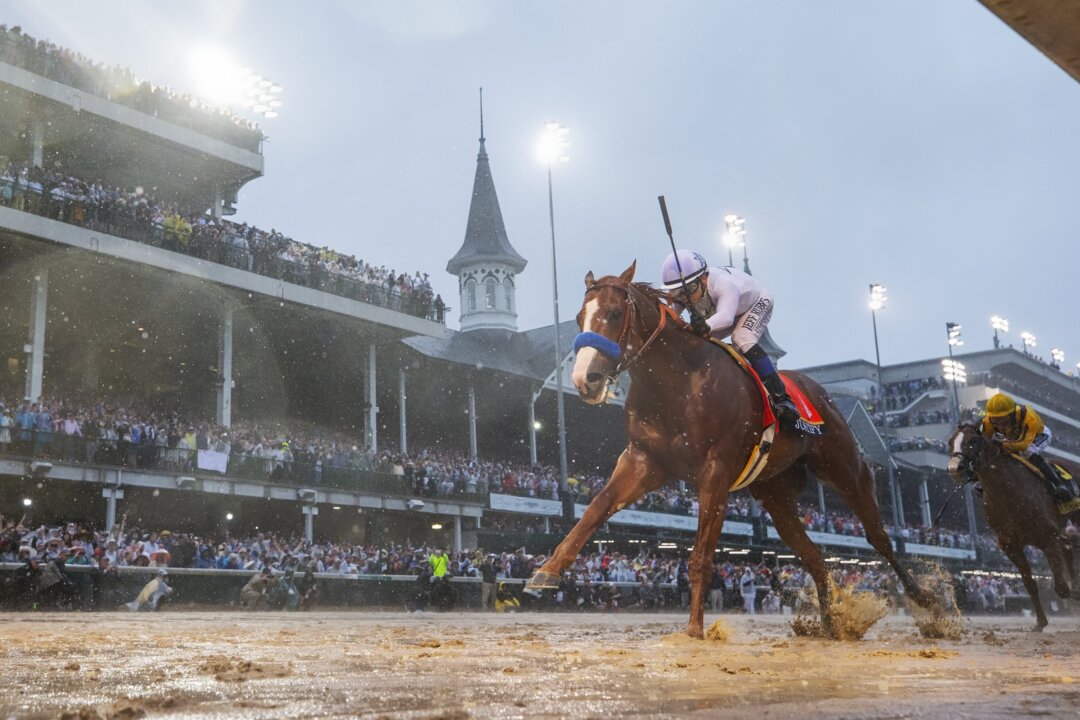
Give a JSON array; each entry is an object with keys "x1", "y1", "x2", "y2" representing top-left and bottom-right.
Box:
[{"x1": 586, "y1": 372, "x2": 603, "y2": 384}]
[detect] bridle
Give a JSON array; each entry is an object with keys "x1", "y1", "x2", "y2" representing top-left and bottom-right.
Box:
[{"x1": 579, "y1": 279, "x2": 673, "y2": 381}]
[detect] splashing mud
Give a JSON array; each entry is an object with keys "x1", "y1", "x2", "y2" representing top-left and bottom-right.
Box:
[
  {"x1": 790, "y1": 581, "x2": 888, "y2": 640},
  {"x1": 911, "y1": 565, "x2": 964, "y2": 640},
  {"x1": 705, "y1": 619, "x2": 730, "y2": 642}
]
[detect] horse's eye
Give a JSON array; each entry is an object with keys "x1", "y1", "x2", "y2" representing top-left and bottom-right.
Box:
[{"x1": 609, "y1": 309, "x2": 623, "y2": 322}]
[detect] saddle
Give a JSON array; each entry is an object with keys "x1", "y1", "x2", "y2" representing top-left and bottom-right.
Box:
[
  {"x1": 705, "y1": 337, "x2": 826, "y2": 492},
  {"x1": 1012, "y1": 454, "x2": 1080, "y2": 515}
]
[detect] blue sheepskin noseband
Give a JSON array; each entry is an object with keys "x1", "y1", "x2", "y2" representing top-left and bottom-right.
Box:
[{"x1": 573, "y1": 332, "x2": 622, "y2": 361}]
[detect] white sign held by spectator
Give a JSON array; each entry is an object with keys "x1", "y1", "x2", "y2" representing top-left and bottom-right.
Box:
[{"x1": 197, "y1": 450, "x2": 229, "y2": 474}]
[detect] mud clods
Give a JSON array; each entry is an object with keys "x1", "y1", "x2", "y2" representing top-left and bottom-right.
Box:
[
  {"x1": 912, "y1": 567, "x2": 964, "y2": 640},
  {"x1": 790, "y1": 583, "x2": 888, "y2": 640},
  {"x1": 705, "y1": 620, "x2": 731, "y2": 642}
]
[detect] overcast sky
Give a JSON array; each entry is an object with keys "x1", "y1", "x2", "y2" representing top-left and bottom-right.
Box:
[{"x1": 6, "y1": 1, "x2": 1079, "y2": 370}]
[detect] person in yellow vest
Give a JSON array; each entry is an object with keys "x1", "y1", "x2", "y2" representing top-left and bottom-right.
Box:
[
  {"x1": 495, "y1": 582, "x2": 521, "y2": 612},
  {"x1": 981, "y1": 392, "x2": 1073, "y2": 501},
  {"x1": 428, "y1": 547, "x2": 449, "y2": 578}
]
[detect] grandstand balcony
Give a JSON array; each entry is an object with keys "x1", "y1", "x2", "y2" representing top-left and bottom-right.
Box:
[{"x1": 0, "y1": 60, "x2": 263, "y2": 210}]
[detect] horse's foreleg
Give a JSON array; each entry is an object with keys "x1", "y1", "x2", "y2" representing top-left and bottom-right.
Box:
[
  {"x1": 1004, "y1": 544, "x2": 1048, "y2": 630},
  {"x1": 527, "y1": 445, "x2": 663, "y2": 590},
  {"x1": 756, "y1": 479, "x2": 834, "y2": 638},
  {"x1": 686, "y1": 459, "x2": 731, "y2": 639}
]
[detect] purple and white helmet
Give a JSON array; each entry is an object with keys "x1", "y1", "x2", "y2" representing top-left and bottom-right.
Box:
[{"x1": 660, "y1": 250, "x2": 708, "y2": 290}]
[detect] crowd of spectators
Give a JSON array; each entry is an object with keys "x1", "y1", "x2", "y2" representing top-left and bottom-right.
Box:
[
  {"x1": 0, "y1": 391, "x2": 990, "y2": 558},
  {"x1": 0, "y1": 25, "x2": 263, "y2": 151},
  {"x1": 0, "y1": 162, "x2": 445, "y2": 322},
  {"x1": 3, "y1": 508, "x2": 1040, "y2": 616},
  {"x1": 868, "y1": 377, "x2": 947, "y2": 413}
]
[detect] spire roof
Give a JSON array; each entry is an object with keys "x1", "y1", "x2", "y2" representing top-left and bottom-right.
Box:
[{"x1": 446, "y1": 92, "x2": 527, "y2": 275}]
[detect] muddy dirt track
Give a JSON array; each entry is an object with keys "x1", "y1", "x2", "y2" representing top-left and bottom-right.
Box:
[{"x1": 1, "y1": 611, "x2": 1078, "y2": 719}]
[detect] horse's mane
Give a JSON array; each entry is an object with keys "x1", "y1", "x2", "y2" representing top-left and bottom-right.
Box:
[{"x1": 631, "y1": 282, "x2": 667, "y2": 305}]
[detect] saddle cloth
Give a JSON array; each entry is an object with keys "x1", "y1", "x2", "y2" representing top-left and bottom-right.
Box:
[{"x1": 711, "y1": 339, "x2": 825, "y2": 434}]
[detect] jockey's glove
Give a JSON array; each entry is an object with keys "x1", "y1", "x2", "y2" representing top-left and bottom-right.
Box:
[{"x1": 690, "y1": 314, "x2": 711, "y2": 337}]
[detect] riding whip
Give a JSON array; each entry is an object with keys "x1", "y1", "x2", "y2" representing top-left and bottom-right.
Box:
[
  {"x1": 657, "y1": 195, "x2": 707, "y2": 330},
  {"x1": 931, "y1": 480, "x2": 972, "y2": 527}
]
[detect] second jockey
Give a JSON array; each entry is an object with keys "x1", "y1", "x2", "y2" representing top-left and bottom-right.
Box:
[
  {"x1": 661, "y1": 249, "x2": 799, "y2": 424},
  {"x1": 982, "y1": 392, "x2": 1074, "y2": 502}
]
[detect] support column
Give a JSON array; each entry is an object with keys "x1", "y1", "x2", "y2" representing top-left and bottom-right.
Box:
[
  {"x1": 399, "y1": 368, "x2": 408, "y2": 455},
  {"x1": 468, "y1": 382, "x2": 478, "y2": 460},
  {"x1": 31, "y1": 119, "x2": 45, "y2": 168},
  {"x1": 24, "y1": 269, "x2": 47, "y2": 403},
  {"x1": 528, "y1": 390, "x2": 539, "y2": 466},
  {"x1": 212, "y1": 186, "x2": 224, "y2": 220},
  {"x1": 365, "y1": 343, "x2": 378, "y2": 453},
  {"x1": 302, "y1": 505, "x2": 318, "y2": 543},
  {"x1": 919, "y1": 479, "x2": 932, "y2": 528},
  {"x1": 453, "y1": 515, "x2": 462, "y2": 554},
  {"x1": 215, "y1": 305, "x2": 234, "y2": 427},
  {"x1": 102, "y1": 487, "x2": 124, "y2": 532},
  {"x1": 817, "y1": 480, "x2": 827, "y2": 515}
]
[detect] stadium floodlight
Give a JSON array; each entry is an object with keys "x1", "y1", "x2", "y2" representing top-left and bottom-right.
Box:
[
  {"x1": 431, "y1": 523, "x2": 443, "y2": 530},
  {"x1": 1051, "y1": 348, "x2": 1065, "y2": 364},
  {"x1": 532, "y1": 421, "x2": 542, "y2": 431},
  {"x1": 991, "y1": 315, "x2": 1009, "y2": 348},
  {"x1": 722, "y1": 214, "x2": 746, "y2": 266},
  {"x1": 540, "y1": 120, "x2": 572, "y2": 523},
  {"x1": 1020, "y1": 332, "x2": 1037, "y2": 352},
  {"x1": 188, "y1": 46, "x2": 283, "y2": 120},
  {"x1": 946, "y1": 322, "x2": 963, "y2": 347},
  {"x1": 22, "y1": 497, "x2": 31, "y2": 507},
  {"x1": 868, "y1": 284, "x2": 887, "y2": 311},
  {"x1": 225, "y1": 512, "x2": 234, "y2": 521},
  {"x1": 537, "y1": 122, "x2": 570, "y2": 165},
  {"x1": 941, "y1": 358, "x2": 967, "y2": 384}
]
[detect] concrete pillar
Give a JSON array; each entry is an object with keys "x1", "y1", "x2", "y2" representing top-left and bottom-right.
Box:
[
  {"x1": 24, "y1": 269, "x2": 47, "y2": 402},
  {"x1": 468, "y1": 382, "x2": 478, "y2": 460},
  {"x1": 453, "y1": 515, "x2": 463, "y2": 555},
  {"x1": 817, "y1": 480, "x2": 827, "y2": 515},
  {"x1": 365, "y1": 343, "x2": 378, "y2": 453},
  {"x1": 212, "y1": 186, "x2": 224, "y2": 220},
  {"x1": 31, "y1": 119, "x2": 45, "y2": 168},
  {"x1": 302, "y1": 505, "x2": 318, "y2": 543},
  {"x1": 102, "y1": 488, "x2": 124, "y2": 532},
  {"x1": 919, "y1": 479, "x2": 932, "y2": 528},
  {"x1": 543, "y1": 517, "x2": 550, "y2": 534},
  {"x1": 399, "y1": 368, "x2": 407, "y2": 455},
  {"x1": 528, "y1": 391, "x2": 538, "y2": 466},
  {"x1": 215, "y1": 305, "x2": 234, "y2": 427}
]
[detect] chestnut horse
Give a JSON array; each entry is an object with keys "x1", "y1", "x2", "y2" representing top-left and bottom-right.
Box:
[
  {"x1": 947, "y1": 423, "x2": 1080, "y2": 630},
  {"x1": 526, "y1": 263, "x2": 931, "y2": 638}
]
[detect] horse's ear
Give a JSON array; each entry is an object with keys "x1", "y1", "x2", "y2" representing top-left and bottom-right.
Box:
[
  {"x1": 618, "y1": 261, "x2": 637, "y2": 283},
  {"x1": 584, "y1": 271, "x2": 595, "y2": 288}
]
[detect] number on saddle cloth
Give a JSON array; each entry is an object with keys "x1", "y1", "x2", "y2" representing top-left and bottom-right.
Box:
[{"x1": 573, "y1": 332, "x2": 622, "y2": 361}]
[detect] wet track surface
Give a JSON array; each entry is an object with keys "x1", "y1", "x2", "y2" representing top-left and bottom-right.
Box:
[{"x1": 1, "y1": 611, "x2": 1079, "y2": 719}]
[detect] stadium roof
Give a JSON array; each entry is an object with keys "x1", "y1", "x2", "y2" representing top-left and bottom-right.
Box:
[
  {"x1": 446, "y1": 135, "x2": 527, "y2": 275},
  {"x1": 402, "y1": 320, "x2": 579, "y2": 382},
  {"x1": 979, "y1": 0, "x2": 1080, "y2": 84}
]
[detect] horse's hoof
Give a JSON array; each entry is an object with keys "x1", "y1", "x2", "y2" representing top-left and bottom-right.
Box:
[
  {"x1": 1033, "y1": 622, "x2": 1047, "y2": 633},
  {"x1": 686, "y1": 627, "x2": 704, "y2": 640},
  {"x1": 525, "y1": 571, "x2": 560, "y2": 591}
]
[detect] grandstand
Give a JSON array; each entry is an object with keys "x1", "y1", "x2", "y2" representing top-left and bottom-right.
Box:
[{"x1": 0, "y1": 31, "x2": 1074, "y2": 585}]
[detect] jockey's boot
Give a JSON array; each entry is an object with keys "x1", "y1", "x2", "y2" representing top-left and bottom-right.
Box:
[
  {"x1": 1028, "y1": 453, "x2": 1073, "y2": 502},
  {"x1": 743, "y1": 343, "x2": 800, "y2": 426},
  {"x1": 761, "y1": 372, "x2": 800, "y2": 426}
]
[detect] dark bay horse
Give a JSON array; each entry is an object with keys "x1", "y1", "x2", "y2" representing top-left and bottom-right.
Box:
[
  {"x1": 526, "y1": 263, "x2": 931, "y2": 638},
  {"x1": 947, "y1": 423, "x2": 1080, "y2": 630}
]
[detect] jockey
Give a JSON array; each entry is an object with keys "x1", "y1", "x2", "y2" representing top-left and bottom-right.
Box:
[
  {"x1": 981, "y1": 392, "x2": 1073, "y2": 501},
  {"x1": 660, "y1": 249, "x2": 799, "y2": 424}
]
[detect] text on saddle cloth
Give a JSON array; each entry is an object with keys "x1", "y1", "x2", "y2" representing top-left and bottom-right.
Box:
[{"x1": 1011, "y1": 454, "x2": 1079, "y2": 515}]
